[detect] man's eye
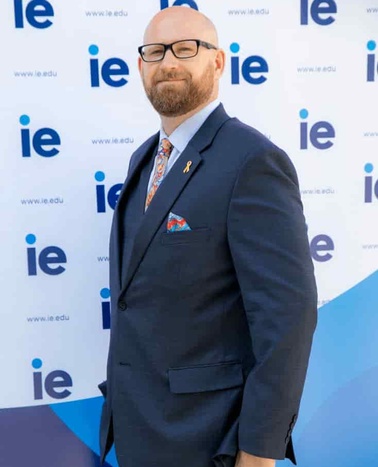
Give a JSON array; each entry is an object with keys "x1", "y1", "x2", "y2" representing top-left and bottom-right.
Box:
[{"x1": 177, "y1": 47, "x2": 193, "y2": 54}]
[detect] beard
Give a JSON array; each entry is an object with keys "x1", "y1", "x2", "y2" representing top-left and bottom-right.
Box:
[{"x1": 143, "y1": 62, "x2": 215, "y2": 117}]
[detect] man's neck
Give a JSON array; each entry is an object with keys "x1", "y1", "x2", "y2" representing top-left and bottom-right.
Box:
[{"x1": 161, "y1": 97, "x2": 218, "y2": 136}]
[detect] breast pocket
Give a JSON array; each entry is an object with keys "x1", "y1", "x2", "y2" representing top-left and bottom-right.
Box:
[{"x1": 160, "y1": 227, "x2": 211, "y2": 245}]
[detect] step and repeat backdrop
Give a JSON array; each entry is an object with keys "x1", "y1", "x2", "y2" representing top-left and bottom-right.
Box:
[{"x1": 0, "y1": 0, "x2": 377, "y2": 466}]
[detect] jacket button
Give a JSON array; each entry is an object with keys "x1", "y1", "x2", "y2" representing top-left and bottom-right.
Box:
[{"x1": 118, "y1": 300, "x2": 127, "y2": 311}]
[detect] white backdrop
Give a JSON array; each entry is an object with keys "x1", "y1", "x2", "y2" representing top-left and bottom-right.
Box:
[{"x1": 1, "y1": 1, "x2": 377, "y2": 466}]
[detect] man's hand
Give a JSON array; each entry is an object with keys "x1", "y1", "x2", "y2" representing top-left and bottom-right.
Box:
[{"x1": 234, "y1": 450, "x2": 276, "y2": 467}]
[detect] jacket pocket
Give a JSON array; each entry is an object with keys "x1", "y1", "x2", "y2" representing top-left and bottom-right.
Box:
[
  {"x1": 168, "y1": 361, "x2": 243, "y2": 394},
  {"x1": 160, "y1": 227, "x2": 211, "y2": 245}
]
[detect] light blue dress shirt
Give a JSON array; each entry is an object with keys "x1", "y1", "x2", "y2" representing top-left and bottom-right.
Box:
[{"x1": 147, "y1": 99, "x2": 220, "y2": 194}]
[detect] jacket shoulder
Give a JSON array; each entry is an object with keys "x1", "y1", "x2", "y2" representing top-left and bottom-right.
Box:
[
  {"x1": 216, "y1": 118, "x2": 298, "y2": 185},
  {"x1": 221, "y1": 118, "x2": 283, "y2": 155}
]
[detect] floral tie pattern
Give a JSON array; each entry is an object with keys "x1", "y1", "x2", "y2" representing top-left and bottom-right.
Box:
[{"x1": 145, "y1": 138, "x2": 173, "y2": 210}]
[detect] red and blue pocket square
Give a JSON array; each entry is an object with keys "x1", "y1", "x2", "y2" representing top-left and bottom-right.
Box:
[{"x1": 167, "y1": 212, "x2": 191, "y2": 232}]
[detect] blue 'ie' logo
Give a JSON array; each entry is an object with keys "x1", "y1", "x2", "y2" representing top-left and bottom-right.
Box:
[
  {"x1": 95, "y1": 172, "x2": 123, "y2": 213},
  {"x1": 160, "y1": 0, "x2": 198, "y2": 9},
  {"x1": 100, "y1": 288, "x2": 111, "y2": 330},
  {"x1": 89, "y1": 45, "x2": 129, "y2": 88},
  {"x1": 32, "y1": 358, "x2": 72, "y2": 400},
  {"x1": 367, "y1": 41, "x2": 377, "y2": 82},
  {"x1": 20, "y1": 115, "x2": 61, "y2": 158},
  {"x1": 230, "y1": 43, "x2": 268, "y2": 85},
  {"x1": 300, "y1": 0, "x2": 337, "y2": 25},
  {"x1": 14, "y1": 0, "x2": 54, "y2": 29},
  {"x1": 310, "y1": 234, "x2": 334, "y2": 262},
  {"x1": 26, "y1": 234, "x2": 67, "y2": 276},
  {"x1": 364, "y1": 163, "x2": 378, "y2": 203},
  {"x1": 299, "y1": 109, "x2": 335, "y2": 150}
]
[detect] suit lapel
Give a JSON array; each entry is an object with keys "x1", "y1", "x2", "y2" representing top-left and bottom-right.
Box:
[
  {"x1": 120, "y1": 104, "x2": 231, "y2": 296},
  {"x1": 110, "y1": 133, "x2": 159, "y2": 290}
]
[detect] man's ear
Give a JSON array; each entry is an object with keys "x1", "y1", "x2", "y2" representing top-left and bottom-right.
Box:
[
  {"x1": 214, "y1": 48, "x2": 226, "y2": 79},
  {"x1": 138, "y1": 56, "x2": 143, "y2": 76}
]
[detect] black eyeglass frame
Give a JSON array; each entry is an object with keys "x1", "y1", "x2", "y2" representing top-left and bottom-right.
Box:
[{"x1": 138, "y1": 39, "x2": 218, "y2": 62}]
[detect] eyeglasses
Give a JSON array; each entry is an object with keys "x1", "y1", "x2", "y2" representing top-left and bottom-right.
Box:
[{"x1": 138, "y1": 39, "x2": 218, "y2": 62}]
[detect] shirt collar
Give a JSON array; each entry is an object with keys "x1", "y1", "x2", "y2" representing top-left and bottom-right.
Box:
[{"x1": 159, "y1": 99, "x2": 220, "y2": 154}]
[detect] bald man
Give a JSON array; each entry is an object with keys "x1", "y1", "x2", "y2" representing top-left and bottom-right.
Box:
[{"x1": 99, "y1": 7, "x2": 317, "y2": 467}]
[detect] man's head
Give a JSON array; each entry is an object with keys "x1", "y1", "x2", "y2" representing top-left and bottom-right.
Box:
[{"x1": 138, "y1": 7, "x2": 225, "y2": 118}]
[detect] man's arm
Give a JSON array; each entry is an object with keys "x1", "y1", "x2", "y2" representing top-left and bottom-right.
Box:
[{"x1": 227, "y1": 145, "x2": 317, "y2": 462}]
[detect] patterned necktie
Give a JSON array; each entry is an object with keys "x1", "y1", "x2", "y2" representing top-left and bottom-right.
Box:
[{"x1": 145, "y1": 138, "x2": 173, "y2": 210}]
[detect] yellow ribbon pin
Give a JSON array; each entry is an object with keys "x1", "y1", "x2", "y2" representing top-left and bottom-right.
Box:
[{"x1": 183, "y1": 161, "x2": 192, "y2": 173}]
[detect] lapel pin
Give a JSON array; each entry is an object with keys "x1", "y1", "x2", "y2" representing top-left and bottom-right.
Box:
[{"x1": 183, "y1": 161, "x2": 192, "y2": 173}]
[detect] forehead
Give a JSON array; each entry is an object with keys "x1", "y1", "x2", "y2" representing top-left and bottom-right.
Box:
[{"x1": 144, "y1": 14, "x2": 207, "y2": 44}]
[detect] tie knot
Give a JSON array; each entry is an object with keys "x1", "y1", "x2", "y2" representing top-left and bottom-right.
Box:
[{"x1": 160, "y1": 138, "x2": 173, "y2": 157}]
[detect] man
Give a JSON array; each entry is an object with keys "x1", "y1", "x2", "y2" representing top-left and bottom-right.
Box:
[{"x1": 99, "y1": 6, "x2": 317, "y2": 467}]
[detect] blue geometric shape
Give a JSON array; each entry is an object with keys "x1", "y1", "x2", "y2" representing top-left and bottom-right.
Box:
[
  {"x1": 0, "y1": 405, "x2": 112, "y2": 467},
  {"x1": 230, "y1": 42, "x2": 240, "y2": 54},
  {"x1": 50, "y1": 398, "x2": 119, "y2": 467},
  {"x1": 364, "y1": 163, "x2": 374, "y2": 174},
  {"x1": 295, "y1": 366, "x2": 378, "y2": 467},
  {"x1": 299, "y1": 108, "x2": 309, "y2": 119},
  {"x1": 95, "y1": 171, "x2": 105, "y2": 182},
  {"x1": 19, "y1": 114, "x2": 30, "y2": 125},
  {"x1": 26, "y1": 234, "x2": 36, "y2": 245},
  {"x1": 294, "y1": 270, "x2": 378, "y2": 438},
  {"x1": 89, "y1": 44, "x2": 99, "y2": 56},
  {"x1": 367, "y1": 40, "x2": 376, "y2": 51},
  {"x1": 100, "y1": 288, "x2": 110, "y2": 299},
  {"x1": 32, "y1": 358, "x2": 42, "y2": 369},
  {"x1": 278, "y1": 270, "x2": 378, "y2": 467}
]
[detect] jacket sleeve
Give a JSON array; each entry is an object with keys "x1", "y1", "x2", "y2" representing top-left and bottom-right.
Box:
[{"x1": 227, "y1": 146, "x2": 317, "y2": 462}]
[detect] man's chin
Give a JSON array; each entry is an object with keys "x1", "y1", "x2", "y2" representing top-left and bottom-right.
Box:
[{"x1": 149, "y1": 91, "x2": 188, "y2": 117}]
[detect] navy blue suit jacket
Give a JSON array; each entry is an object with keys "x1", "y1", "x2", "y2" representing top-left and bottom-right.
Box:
[{"x1": 99, "y1": 104, "x2": 317, "y2": 467}]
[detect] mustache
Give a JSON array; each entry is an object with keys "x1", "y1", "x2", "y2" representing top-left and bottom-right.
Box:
[{"x1": 153, "y1": 71, "x2": 190, "y2": 84}]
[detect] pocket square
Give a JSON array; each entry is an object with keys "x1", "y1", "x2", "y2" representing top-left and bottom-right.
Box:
[{"x1": 167, "y1": 212, "x2": 191, "y2": 232}]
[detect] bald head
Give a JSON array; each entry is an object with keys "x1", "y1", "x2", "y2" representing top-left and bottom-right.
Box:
[{"x1": 143, "y1": 7, "x2": 218, "y2": 46}]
